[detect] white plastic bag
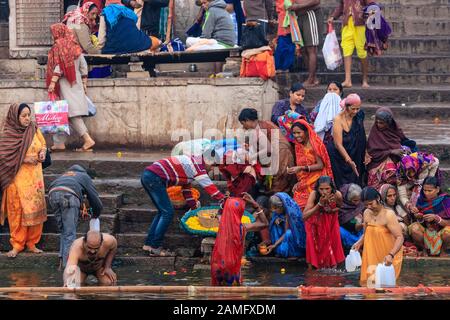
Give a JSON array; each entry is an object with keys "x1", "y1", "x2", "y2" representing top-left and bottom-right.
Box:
[
  {"x1": 89, "y1": 218, "x2": 100, "y2": 231},
  {"x1": 322, "y1": 23, "x2": 343, "y2": 71},
  {"x1": 86, "y1": 96, "x2": 97, "y2": 117},
  {"x1": 375, "y1": 263, "x2": 396, "y2": 288}
]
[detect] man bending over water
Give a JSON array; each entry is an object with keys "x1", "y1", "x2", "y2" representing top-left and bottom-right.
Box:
[{"x1": 64, "y1": 231, "x2": 118, "y2": 286}]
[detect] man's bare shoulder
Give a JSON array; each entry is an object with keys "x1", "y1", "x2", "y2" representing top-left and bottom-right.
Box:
[{"x1": 103, "y1": 233, "x2": 117, "y2": 248}]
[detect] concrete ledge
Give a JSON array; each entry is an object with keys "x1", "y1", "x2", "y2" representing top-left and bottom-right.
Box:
[{"x1": 0, "y1": 78, "x2": 278, "y2": 148}]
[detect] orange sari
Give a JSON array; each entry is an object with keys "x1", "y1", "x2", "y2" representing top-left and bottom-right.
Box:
[
  {"x1": 1, "y1": 129, "x2": 47, "y2": 251},
  {"x1": 293, "y1": 120, "x2": 333, "y2": 209}
]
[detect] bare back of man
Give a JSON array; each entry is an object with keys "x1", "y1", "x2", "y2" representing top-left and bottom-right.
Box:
[{"x1": 64, "y1": 231, "x2": 118, "y2": 286}]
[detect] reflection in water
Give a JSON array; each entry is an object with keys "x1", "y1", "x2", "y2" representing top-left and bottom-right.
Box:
[{"x1": 0, "y1": 264, "x2": 447, "y2": 300}]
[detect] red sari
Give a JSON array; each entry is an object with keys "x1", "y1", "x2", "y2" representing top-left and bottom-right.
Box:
[
  {"x1": 211, "y1": 198, "x2": 246, "y2": 286},
  {"x1": 293, "y1": 119, "x2": 334, "y2": 210},
  {"x1": 305, "y1": 201, "x2": 345, "y2": 269}
]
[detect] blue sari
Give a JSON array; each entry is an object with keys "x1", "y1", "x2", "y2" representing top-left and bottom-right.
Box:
[{"x1": 269, "y1": 192, "x2": 306, "y2": 258}]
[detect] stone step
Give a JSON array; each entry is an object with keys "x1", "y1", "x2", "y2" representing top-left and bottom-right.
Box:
[
  {"x1": 287, "y1": 85, "x2": 450, "y2": 104},
  {"x1": 379, "y1": 37, "x2": 450, "y2": 55},
  {"x1": 320, "y1": 0, "x2": 450, "y2": 6},
  {"x1": 297, "y1": 55, "x2": 450, "y2": 74},
  {"x1": 0, "y1": 252, "x2": 200, "y2": 269},
  {"x1": 320, "y1": 4, "x2": 450, "y2": 20},
  {"x1": 116, "y1": 205, "x2": 190, "y2": 234},
  {"x1": 0, "y1": 233, "x2": 202, "y2": 257},
  {"x1": 0, "y1": 252, "x2": 447, "y2": 271},
  {"x1": 0, "y1": 214, "x2": 116, "y2": 234},
  {"x1": 115, "y1": 233, "x2": 203, "y2": 257},
  {"x1": 327, "y1": 19, "x2": 450, "y2": 36},
  {"x1": 290, "y1": 72, "x2": 450, "y2": 86}
]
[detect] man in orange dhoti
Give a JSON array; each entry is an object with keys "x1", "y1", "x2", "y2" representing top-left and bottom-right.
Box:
[{"x1": 0, "y1": 104, "x2": 47, "y2": 258}]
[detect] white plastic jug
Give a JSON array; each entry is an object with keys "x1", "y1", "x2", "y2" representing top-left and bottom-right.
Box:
[
  {"x1": 89, "y1": 218, "x2": 100, "y2": 232},
  {"x1": 345, "y1": 250, "x2": 362, "y2": 272},
  {"x1": 375, "y1": 263, "x2": 396, "y2": 288}
]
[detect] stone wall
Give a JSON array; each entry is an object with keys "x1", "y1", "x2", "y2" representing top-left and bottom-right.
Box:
[{"x1": 0, "y1": 78, "x2": 279, "y2": 148}]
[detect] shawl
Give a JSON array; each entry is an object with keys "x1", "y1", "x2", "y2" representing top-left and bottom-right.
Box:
[
  {"x1": 417, "y1": 193, "x2": 450, "y2": 220},
  {"x1": 274, "y1": 192, "x2": 306, "y2": 249},
  {"x1": 313, "y1": 92, "x2": 342, "y2": 141},
  {"x1": 211, "y1": 197, "x2": 246, "y2": 286},
  {"x1": 46, "y1": 23, "x2": 83, "y2": 97},
  {"x1": 416, "y1": 193, "x2": 450, "y2": 232},
  {"x1": 102, "y1": 4, "x2": 137, "y2": 30},
  {"x1": 364, "y1": 3, "x2": 392, "y2": 56},
  {"x1": 338, "y1": 183, "x2": 365, "y2": 225},
  {"x1": 63, "y1": 1, "x2": 94, "y2": 29},
  {"x1": 367, "y1": 107, "x2": 406, "y2": 170},
  {"x1": 293, "y1": 119, "x2": 334, "y2": 179},
  {"x1": 0, "y1": 104, "x2": 37, "y2": 192},
  {"x1": 397, "y1": 152, "x2": 436, "y2": 184}
]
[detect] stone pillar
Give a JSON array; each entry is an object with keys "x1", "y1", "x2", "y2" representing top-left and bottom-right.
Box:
[
  {"x1": 200, "y1": 237, "x2": 216, "y2": 263},
  {"x1": 9, "y1": 0, "x2": 62, "y2": 58}
]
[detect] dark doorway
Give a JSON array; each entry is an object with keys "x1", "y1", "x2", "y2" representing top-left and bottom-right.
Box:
[{"x1": 0, "y1": 0, "x2": 9, "y2": 22}]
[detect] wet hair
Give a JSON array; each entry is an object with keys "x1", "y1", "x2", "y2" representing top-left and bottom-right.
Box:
[
  {"x1": 89, "y1": 3, "x2": 98, "y2": 11},
  {"x1": 291, "y1": 122, "x2": 308, "y2": 133},
  {"x1": 290, "y1": 83, "x2": 305, "y2": 93},
  {"x1": 238, "y1": 108, "x2": 259, "y2": 122},
  {"x1": 360, "y1": 187, "x2": 381, "y2": 202},
  {"x1": 423, "y1": 176, "x2": 440, "y2": 188},
  {"x1": 313, "y1": 176, "x2": 336, "y2": 204},
  {"x1": 326, "y1": 81, "x2": 344, "y2": 97},
  {"x1": 347, "y1": 183, "x2": 362, "y2": 202},
  {"x1": 269, "y1": 195, "x2": 283, "y2": 208},
  {"x1": 18, "y1": 103, "x2": 30, "y2": 118}
]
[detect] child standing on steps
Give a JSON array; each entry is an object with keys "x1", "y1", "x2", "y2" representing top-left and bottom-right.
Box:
[{"x1": 328, "y1": 0, "x2": 370, "y2": 88}]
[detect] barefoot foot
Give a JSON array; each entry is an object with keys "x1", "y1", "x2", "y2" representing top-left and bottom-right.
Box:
[
  {"x1": 27, "y1": 246, "x2": 43, "y2": 254},
  {"x1": 362, "y1": 81, "x2": 370, "y2": 88},
  {"x1": 341, "y1": 81, "x2": 352, "y2": 88},
  {"x1": 7, "y1": 249, "x2": 20, "y2": 258}
]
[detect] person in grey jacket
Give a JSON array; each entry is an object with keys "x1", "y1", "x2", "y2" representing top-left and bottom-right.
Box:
[
  {"x1": 48, "y1": 165, "x2": 103, "y2": 269},
  {"x1": 186, "y1": 0, "x2": 236, "y2": 50}
]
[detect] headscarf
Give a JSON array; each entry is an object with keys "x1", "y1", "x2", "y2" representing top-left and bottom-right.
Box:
[
  {"x1": 274, "y1": 192, "x2": 306, "y2": 249},
  {"x1": 46, "y1": 23, "x2": 83, "y2": 97},
  {"x1": 397, "y1": 152, "x2": 436, "y2": 184},
  {"x1": 0, "y1": 104, "x2": 37, "y2": 192},
  {"x1": 84, "y1": 0, "x2": 104, "y2": 12},
  {"x1": 277, "y1": 110, "x2": 307, "y2": 143},
  {"x1": 63, "y1": 1, "x2": 94, "y2": 29},
  {"x1": 367, "y1": 107, "x2": 406, "y2": 170},
  {"x1": 379, "y1": 183, "x2": 398, "y2": 209},
  {"x1": 340, "y1": 93, "x2": 361, "y2": 109},
  {"x1": 313, "y1": 92, "x2": 342, "y2": 141},
  {"x1": 211, "y1": 197, "x2": 245, "y2": 286},
  {"x1": 338, "y1": 183, "x2": 364, "y2": 225},
  {"x1": 292, "y1": 119, "x2": 334, "y2": 179},
  {"x1": 102, "y1": 4, "x2": 137, "y2": 30}
]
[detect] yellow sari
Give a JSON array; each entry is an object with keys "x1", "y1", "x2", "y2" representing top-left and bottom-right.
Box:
[
  {"x1": 1, "y1": 129, "x2": 47, "y2": 251},
  {"x1": 360, "y1": 223, "x2": 403, "y2": 284}
]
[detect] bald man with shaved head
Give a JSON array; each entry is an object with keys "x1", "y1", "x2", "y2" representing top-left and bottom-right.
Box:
[{"x1": 64, "y1": 231, "x2": 118, "y2": 286}]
